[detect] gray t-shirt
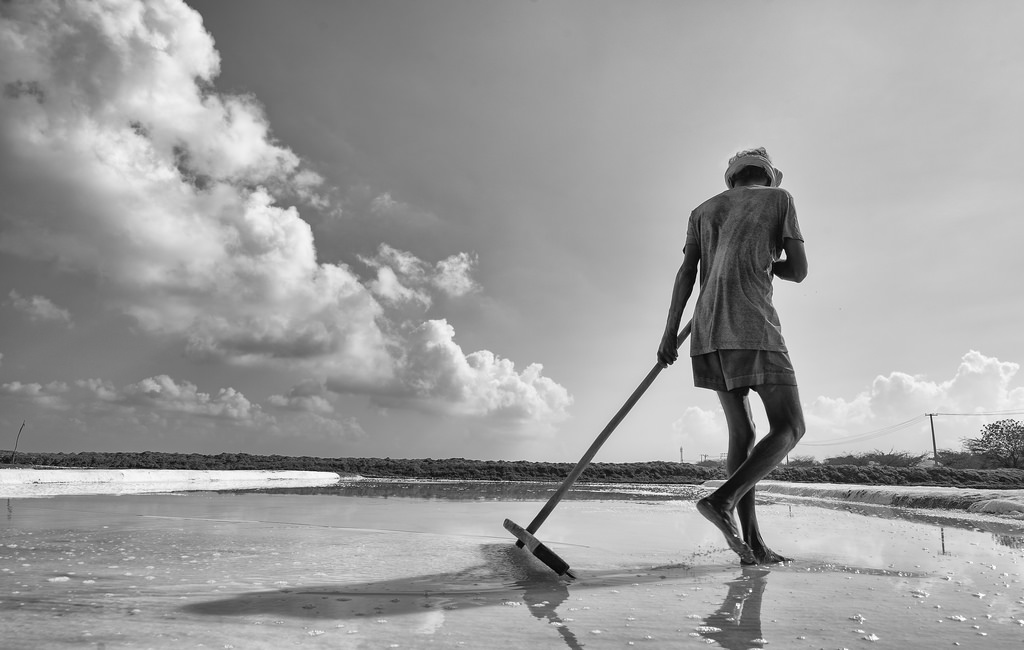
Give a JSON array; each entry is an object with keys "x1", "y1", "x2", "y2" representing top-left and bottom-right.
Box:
[{"x1": 684, "y1": 186, "x2": 803, "y2": 356}]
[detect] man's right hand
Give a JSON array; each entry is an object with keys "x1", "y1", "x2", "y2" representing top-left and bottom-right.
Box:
[{"x1": 657, "y1": 331, "x2": 678, "y2": 367}]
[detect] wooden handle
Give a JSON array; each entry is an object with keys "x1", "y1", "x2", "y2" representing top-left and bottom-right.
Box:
[{"x1": 522, "y1": 320, "x2": 692, "y2": 537}]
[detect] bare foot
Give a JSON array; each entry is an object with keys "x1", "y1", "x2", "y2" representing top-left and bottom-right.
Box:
[
  {"x1": 743, "y1": 546, "x2": 791, "y2": 565},
  {"x1": 697, "y1": 497, "x2": 755, "y2": 564}
]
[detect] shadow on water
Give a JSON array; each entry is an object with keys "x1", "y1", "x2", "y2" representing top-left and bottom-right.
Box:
[
  {"x1": 182, "y1": 542, "x2": 698, "y2": 650},
  {"x1": 180, "y1": 544, "x2": 874, "y2": 649}
]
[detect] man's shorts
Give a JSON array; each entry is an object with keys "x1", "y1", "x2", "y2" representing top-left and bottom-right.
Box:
[{"x1": 692, "y1": 349, "x2": 797, "y2": 393}]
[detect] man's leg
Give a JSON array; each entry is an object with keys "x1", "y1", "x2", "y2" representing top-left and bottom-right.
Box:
[
  {"x1": 716, "y1": 389, "x2": 781, "y2": 563},
  {"x1": 698, "y1": 384, "x2": 805, "y2": 562}
]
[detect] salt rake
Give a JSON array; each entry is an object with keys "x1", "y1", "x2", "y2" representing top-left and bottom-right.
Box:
[{"x1": 504, "y1": 321, "x2": 692, "y2": 579}]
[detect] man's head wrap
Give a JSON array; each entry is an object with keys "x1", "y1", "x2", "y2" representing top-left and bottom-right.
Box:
[{"x1": 724, "y1": 147, "x2": 784, "y2": 188}]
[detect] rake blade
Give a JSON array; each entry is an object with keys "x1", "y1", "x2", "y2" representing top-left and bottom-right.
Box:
[{"x1": 503, "y1": 518, "x2": 576, "y2": 579}]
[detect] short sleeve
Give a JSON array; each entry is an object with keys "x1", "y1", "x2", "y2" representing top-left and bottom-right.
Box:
[
  {"x1": 780, "y1": 191, "x2": 803, "y2": 242},
  {"x1": 684, "y1": 210, "x2": 699, "y2": 252}
]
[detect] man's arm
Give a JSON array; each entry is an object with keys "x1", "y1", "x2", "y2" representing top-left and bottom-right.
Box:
[
  {"x1": 772, "y1": 238, "x2": 807, "y2": 283},
  {"x1": 657, "y1": 244, "x2": 700, "y2": 367}
]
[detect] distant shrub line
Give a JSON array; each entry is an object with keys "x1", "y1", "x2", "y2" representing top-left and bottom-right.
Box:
[{"x1": 2, "y1": 451, "x2": 1023, "y2": 489}]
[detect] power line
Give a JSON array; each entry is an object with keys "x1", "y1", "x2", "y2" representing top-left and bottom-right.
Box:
[
  {"x1": 800, "y1": 415, "x2": 926, "y2": 447},
  {"x1": 929, "y1": 410, "x2": 1024, "y2": 417},
  {"x1": 800, "y1": 411, "x2": 1024, "y2": 449}
]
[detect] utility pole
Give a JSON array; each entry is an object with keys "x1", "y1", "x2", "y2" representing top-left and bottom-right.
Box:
[
  {"x1": 926, "y1": 413, "x2": 940, "y2": 466},
  {"x1": 679, "y1": 446, "x2": 684, "y2": 463}
]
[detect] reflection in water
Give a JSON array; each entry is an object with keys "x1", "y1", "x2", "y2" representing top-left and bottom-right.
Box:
[
  {"x1": 766, "y1": 493, "x2": 1024, "y2": 545},
  {"x1": 516, "y1": 576, "x2": 582, "y2": 650},
  {"x1": 182, "y1": 542, "x2": 689, "y2": 650},
  {"x1": 221, "y1": 479, "x2": 706, "y2": 503},
  {"x1": 220, "y1": 479, "x2": 1024, "y2": 553},
  {"x1": 698, "y1": 567, "x2": 770, "y2": 649},
  {"x1": 995, "y1": 532, "x2": 1024, "y2": 549}
]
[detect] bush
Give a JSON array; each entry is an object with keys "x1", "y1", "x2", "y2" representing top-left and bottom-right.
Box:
[
  {"x1": 936, "y1": 449, "x2": 986, "y2": 470},
  {"x1": 786, "y1": 455, "x2": 818, "y2": 467},
  {"x1": 824, "y1": 449, "x2": 926, "y2": 468}
]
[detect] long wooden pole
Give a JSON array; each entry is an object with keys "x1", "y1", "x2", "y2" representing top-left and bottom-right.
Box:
[
  {"x1": 519, "y1": 322, "x2": 691, "y2": 541},
  {"x1": 11, "y1": 420, "x2": 25, "y2": 464}
]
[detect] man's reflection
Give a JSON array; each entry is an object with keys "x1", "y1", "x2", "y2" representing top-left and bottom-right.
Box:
[
  {"x1": 484, "y1": 543, "x2": 583, "y2": 649},
  {"x1": 698, "y1": 567, "x2": 770, "y2": 649},
  {"x1": 518, "y1": 577, "x2": 582, "y2": 650}
]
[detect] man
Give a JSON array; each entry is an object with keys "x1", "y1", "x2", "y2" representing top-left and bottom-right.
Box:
[{"x1": 657, "y1": 147, "x2": 807, "y2": 564}]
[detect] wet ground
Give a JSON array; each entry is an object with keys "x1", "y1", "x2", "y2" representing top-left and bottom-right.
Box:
[{"x1": 2, "y1": 480, "x2": 1023, "y2": 649}]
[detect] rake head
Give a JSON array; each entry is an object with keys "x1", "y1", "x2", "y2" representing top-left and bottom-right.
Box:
[{"x1": 503, "y1": 518, "x2": 576, "y2": 580}]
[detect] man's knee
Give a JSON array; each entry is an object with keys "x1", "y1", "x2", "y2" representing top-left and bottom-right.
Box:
[
  {"x1": 758, "y1": 384, "x2": 805, "y2": 442},
  {"x1": 791, "y1": 415, "x2": 806, "y2": 443}
]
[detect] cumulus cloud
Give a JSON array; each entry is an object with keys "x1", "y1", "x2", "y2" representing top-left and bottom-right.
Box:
[
  {"x1": 670, "y1": 350, "x2": 1024, "y2": 459},
  {"x1": 0, "y1": 372, "x2": 371, "y2": 447},
  {"x1": 358, "y1": 244, "x2": 480, "y2": 308},
  {"x1": 120, "y1": 375, "x2": 267, "y2": 423},
  {"x1": 806, "y1": 351, "x2": 1024, "y2": 433},
  {"x1": 0, "y1": 0, "x2": 569, "y2": 425},
  {"x1": 0, "y1": 380, "x2": 70, "y2": 410},
  {"x1": 800, "y1": 350, "x2": 1024, "y2": 456},
  {"x1": 365, "y1": 319, "x2": 573, "y2": 421},
  {"x1": 0, "y1": 0, "x2": 390, "y2": 381},
  {"x1": 433, "y1": 252, "x2": 479, "y2": 297},
  {"x1": 71, "y1": 375, "x2": 270, "y2": 425},
  {"x1": 6, "y1": 290, "x2": 73, "y2": 326}
]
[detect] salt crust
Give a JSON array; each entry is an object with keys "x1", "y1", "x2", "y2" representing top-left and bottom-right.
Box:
[{"x1": 0, "y1": 468, "x2": 340, "y2": 498}]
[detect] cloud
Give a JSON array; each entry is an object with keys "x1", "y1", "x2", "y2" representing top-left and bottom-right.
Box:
[
  {"x1": 0, "y1": 380, "x2": 70, "y2": 410},
  {"x1": 807, "y1": 351, "x2": 1024, "y2": 427},
  {"x1": 120, "y1": 375, "x2": 267, "y2": 423},
  {"x1": 0, "y1": 371, "x2": 369, "y2": 447},
  {"x1": 0, "y1": 0, "x2": 387, "y2": 377},
  {"x1": 670, "y1": 351, "x2": 1024, "y2": 460},
  {"x1": 0, "y1": 0, "x2": 568, "y2": 426},
  {"x1": 672, "y1": 406, "x2": 729, "y2": 460},
  {"x1": 268, "y1": 379, "x2": 335, "y2": 415},
  {"x1": 359, "y1": 244, "x2": 433, "y2": 308},
  {"x1": 802, "y1": 350, "x2": 1024, "y2": 454},
  {"x1": 363, "y1": 319, "x2": 573, "y2": 422},
  {"x1": 433, "y1": 252, "x2": 479, "y2": 297},
  {"x1": 358, "y1": 244, "x2": 480, "y2": 308},
  {"x1": 367, "y1": 191, "x2": 445, "y2": 229},
  {"x1": 72, "y1": 375, "x2": 270, "y2": 425},
  {"x1": 6, "y1": 290, "x2": 73, "y2": 326}
]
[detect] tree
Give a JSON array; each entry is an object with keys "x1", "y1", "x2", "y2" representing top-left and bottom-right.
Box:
[
  {"x1": 935, "y1": 448, "x2": 985, "y2": 470},
  {"x1": 963, "y1": 419, "x2": 1024, "y2": 469}
]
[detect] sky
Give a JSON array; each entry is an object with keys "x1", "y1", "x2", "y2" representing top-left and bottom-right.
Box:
[{"x1": 1, "y1": 0, "x2": 1023, "y2": 463}]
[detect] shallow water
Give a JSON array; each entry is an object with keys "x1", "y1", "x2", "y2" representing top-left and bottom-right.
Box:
[{"x1": 2, "y1": 480, "x2": 1023, "y2": 649}]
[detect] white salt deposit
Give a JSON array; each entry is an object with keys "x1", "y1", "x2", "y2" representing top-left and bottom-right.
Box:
[{"x1": 0, "y1": 468, "x2": 340, "y2": 497}]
